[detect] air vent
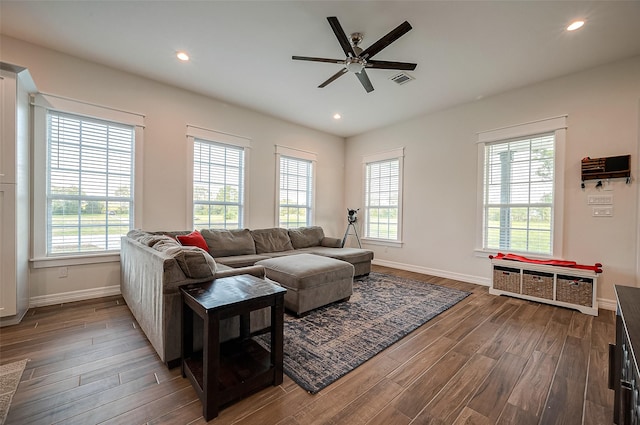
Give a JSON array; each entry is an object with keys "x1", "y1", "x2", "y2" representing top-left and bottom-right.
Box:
[{"x1": 390, "y1": 72, "x2": 415, "y2": 85}]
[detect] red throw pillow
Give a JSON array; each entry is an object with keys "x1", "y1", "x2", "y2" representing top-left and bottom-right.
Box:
[{"x1": 177, "y1": 230, "x2": 209, "y2": 251}]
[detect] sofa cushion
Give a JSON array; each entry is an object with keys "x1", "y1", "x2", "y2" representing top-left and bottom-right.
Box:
[
  {"x1": 153, "y1": 240, "x2": 217, "y2": 279},
  {"x1": 256, "y1": 254, "x2": 353, "y2": 290},
  {"x1": 300, "y1": 246, "x2": 374, "y2": 264},
  {"x1": 215, "y1": 254, "x2": 271, "y2": 268},
  {"x1": 176, "y1": 230, "x2": 209, "y2": 251},
  {"x1": 320, "y1": 237, "x2": 342, "y2": 248},
  {"x1": 288, "y1": 226, "x2": 325, "y2": 249},
  {"x1": 251, "y1": 228, "x2": 294, "y2": 254},
  {"x1": 201, "y1": 228, "x2": 256, "y2": 257},
  {"x1": 262, "y1": 251, "x2": 301, "y2": 258}
]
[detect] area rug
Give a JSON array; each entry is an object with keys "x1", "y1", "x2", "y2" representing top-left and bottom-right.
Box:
[
  {"x1": 257, "y1": 272, "x2": 469, "y2": 394},
  {"x1": 0, "y1": 359, "x2": 28, "y2": 425}
]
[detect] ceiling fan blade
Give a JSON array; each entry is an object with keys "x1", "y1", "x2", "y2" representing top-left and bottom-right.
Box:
[
  {"x1": 360, "y1": 21, "x2": 412, "y2": 60},
  {"x1": 318, "y1": 68, "x2": 348, "y2": 88},
  {"x1": 292, "y1": 56, "x2": 345, "y2": 64},
  {"x1": 366, "y1": 60, "x2": 417, "y2": 71},
  {"x1": 356, "y1": 69, "x2": 374, "y2": 93},
  {"x1": 327, "y1": 16, "x2": 357, "y2": 57}
]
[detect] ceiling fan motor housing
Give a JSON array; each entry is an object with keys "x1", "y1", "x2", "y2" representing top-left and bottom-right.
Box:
[
  {"x1": 291, "y1": 17, "x2": 416, "y2": 92},
  {"x1": 350, "y1": 32, "x2": 364, "y2": 48},
  {"x1": 345, "y1": 57, "x2": 366, "y2": 73}
]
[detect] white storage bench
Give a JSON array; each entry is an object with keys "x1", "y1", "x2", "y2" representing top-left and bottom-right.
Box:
[{"x1": 490, "y1": 258, "x2": 599, "y2": 316}]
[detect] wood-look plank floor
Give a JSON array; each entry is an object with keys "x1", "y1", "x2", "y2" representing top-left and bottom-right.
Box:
[{"x1": 0, "y1": 265, "x2": 615, "y2": 424}]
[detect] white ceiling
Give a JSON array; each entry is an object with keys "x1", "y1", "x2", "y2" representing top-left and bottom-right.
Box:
[{"x1": 2, "y1": 1, "x2": 640, "y2": 137}]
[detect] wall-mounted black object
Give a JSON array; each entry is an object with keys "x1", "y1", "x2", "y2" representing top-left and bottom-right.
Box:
[{"x1": 581, "y1": 154, "x2": 631, "y2": 184}]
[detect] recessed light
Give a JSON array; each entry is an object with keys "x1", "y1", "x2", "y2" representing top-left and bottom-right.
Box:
[
  {"x1": 176, "y1": 51, "x2": 190, "y2": 61},
  {"x1": 567, "y1": 20, "x2": 585, "y2": 31},
  {"x1": 333, "y1": 113, "x2": 342, "y2": 120}
]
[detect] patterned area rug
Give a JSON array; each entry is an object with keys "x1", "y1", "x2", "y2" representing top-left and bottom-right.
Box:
[
  {"x1": 0, "y1": 359, "x2": 28, "y2": 425},
  {"x1": 258, "y1": 272, "x2": 470, "y2": 394}
]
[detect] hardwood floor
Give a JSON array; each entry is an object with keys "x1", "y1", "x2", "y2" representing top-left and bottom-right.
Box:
[{"x1": 0, "y1": 265, "x2": 615, "y2": 424}]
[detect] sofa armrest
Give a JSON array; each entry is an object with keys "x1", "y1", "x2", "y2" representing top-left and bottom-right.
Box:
[
  {"x1": 321, "y1": 237, "x2": 342, "y2": 248},
  {"x1": 214, "y1": 264, "x2": 265, "y2": 280}
]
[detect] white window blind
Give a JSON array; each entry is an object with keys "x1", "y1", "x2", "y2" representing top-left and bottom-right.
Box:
[
  {"x1": 193, "y1": 139, "x2": 244, "y2": 229},
  {"x1": 47, "y1": 111, "x2": 134, "y2": 254},
  {"x1": 483, "y1": 133, "x2": 555, "y2": 254},
  {"x1": 364, "y1": 158, "x2": 401, "y2": 240},
  {"x1": 279, "y1": 156, "x2": 313, "y2": 228}
]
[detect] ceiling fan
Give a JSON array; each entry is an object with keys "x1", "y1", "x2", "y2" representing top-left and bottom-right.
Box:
[{"x1": 292, "y1": 16, "x2": 417, "y2": 93}]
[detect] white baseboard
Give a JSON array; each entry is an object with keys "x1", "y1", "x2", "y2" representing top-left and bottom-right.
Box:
[
  {"x1": 372, "y1": 259, "x2": 491, "y2": 286},
  {"x1": 597, "y1": 298, "x2": 617, "y2": 311},
  {"x1": 372, "y1": 259, "x2": 617, "y2": 312},
  {"x1": 0, "y1": 309, "x2": 29, "y2": 327},
  {"x1": 29, "y1": 285, "x2": 121, "y2": 308},
  {"x1": 26, "y1": 263, "x2": 618, "y2": 312}
]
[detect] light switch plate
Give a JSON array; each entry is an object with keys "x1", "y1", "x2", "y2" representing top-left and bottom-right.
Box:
[{"x1": 588, "y1": 194, "x2": 613, "y2": 205}]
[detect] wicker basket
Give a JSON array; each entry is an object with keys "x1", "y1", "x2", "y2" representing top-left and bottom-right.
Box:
[
  {"x1": 493, "y1": 266, "x2": 521, "y2": 294},
  {"x1": 556, "y1": 275, "x2": 593, "y2": 307},
  {"x1": 522, "y1": 270, "x2": 554, "y2": 300}
]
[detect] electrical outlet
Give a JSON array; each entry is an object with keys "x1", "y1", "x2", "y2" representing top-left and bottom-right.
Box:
[
  {"x1": 592, "y1": 207, "x2": 613, "y2": 217},
  {"x1": 58, "y1": 267, "x2": 68, "y2": 278}
]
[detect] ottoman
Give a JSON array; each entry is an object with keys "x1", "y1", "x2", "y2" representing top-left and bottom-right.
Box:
[{"x1": 256, "y1": 254, "x2": 354, "y2": 316}]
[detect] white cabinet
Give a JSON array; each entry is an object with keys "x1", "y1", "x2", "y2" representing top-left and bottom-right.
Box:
[
  {"x1": 490, "y1": 258, "x2": 599, "y2": 316},
  {"x1": 0, "y1": 183, "x2": 18, "y2": 317},
  {"x1": 0, "y1": 65, "x2": 35, "y2": 325}
]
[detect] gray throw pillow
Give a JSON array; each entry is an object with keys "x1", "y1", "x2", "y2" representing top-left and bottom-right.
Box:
[
  {"x1": 288, "y1": 226, "x2": 325, "y2": 249},
  {"x1": 251, "y1": 228, "x2": 294, "y2": 253},
  {"x1": 127, "y1": 229, "x2": 177, "y2": 247},
  {"x1": 154, "y1": 241, "x2": 217, "y2": 279},
  {"x1": 200, "y1": 228, "x2": 257, "y2": 257}
]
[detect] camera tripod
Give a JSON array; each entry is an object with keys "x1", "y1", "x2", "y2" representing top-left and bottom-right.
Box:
[{"x1": 341, "y1": 220, "x2": 362, "y2": 248}]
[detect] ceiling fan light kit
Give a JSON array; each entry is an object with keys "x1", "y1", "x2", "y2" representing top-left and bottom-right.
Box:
[
  {"x1": 292, "y1": 16, "x2": 417, "y2": 93},
  {"x1": 345, "y1": 57, "x2": 366, "y2": 74}
]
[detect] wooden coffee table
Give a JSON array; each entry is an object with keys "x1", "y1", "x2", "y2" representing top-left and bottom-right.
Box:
[{"x1": 180, "y1": 274, "x2": 286, "y2": 420}]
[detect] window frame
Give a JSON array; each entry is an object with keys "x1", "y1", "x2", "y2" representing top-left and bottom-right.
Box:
[
  {"x1": 362, "y1": 148, "x2": 404, "y2": 246},
  {"x1": 275, "y1": 145, "x2": 316, "y2": 229},
  {"x1": 186, "y1": 125, "x2": 251, "y2": 230},
  {"x1": 32, "y1": 93, "x2": 144, "y2": 268},
  {"x1": 476, "y1": 115, "x2": 566, "y2": 258}
]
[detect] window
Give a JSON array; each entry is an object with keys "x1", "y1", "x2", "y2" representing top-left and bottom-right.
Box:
[
  {"x1": 32, "y1": 94, "x2": 143, "y2": 266},
  {"x1": 275, "y1": 146, "x2": 316, "y2": 229},
  {"x1": 477, "y1": 116, "x2": 566, "y2": 256},
  {"x1": 363, "y1": 148, "x2": 404, "y2": 243},
  {"x1": 46, "y1": 111, "x2": 134, "y2": 255},
  {"x1": 278, "y1": 156, "x2": 313, "y2": 228},
  {"x1": 483, "y1": 134, "x2": 554, "y2": 254},
  {"x1": 186, "y1": 125, "x2": 250, "y2": 230},
  {"x1": 193, "y1": 139, "x2": 244, "y2": 229}
]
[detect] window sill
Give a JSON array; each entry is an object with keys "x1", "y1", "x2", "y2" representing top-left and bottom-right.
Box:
[
  {"x1": 31, "y1": 253, "x2": 121, "y2": 269},
  {"x1": 361, "y1": 238, "x2": 403, "y2": 248},
  {"x1": 474, "y1": 248, "x2": 558, "y2": 260},
  {"x1": 474, "y1": 249, "x2": 498, "y2": 259}
]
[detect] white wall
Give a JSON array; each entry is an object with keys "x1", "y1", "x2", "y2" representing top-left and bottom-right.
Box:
[
  {"x1": 0, "y1": 36, "x2": 346, "y2": 301},
  {"x1": 2, "y1": 34, "x2": 638, "y2": 308},
  {"x1": 345, "y1": 55, "x2": 640, "y2": 307}
]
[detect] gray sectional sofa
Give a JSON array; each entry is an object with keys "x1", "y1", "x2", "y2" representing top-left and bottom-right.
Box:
[
  {"x1": 200, "y1": 226, "x2": 372, "y2": 277},
  {"x1": 120, "y1": 226, "x2": 373, "y2": 366}
]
